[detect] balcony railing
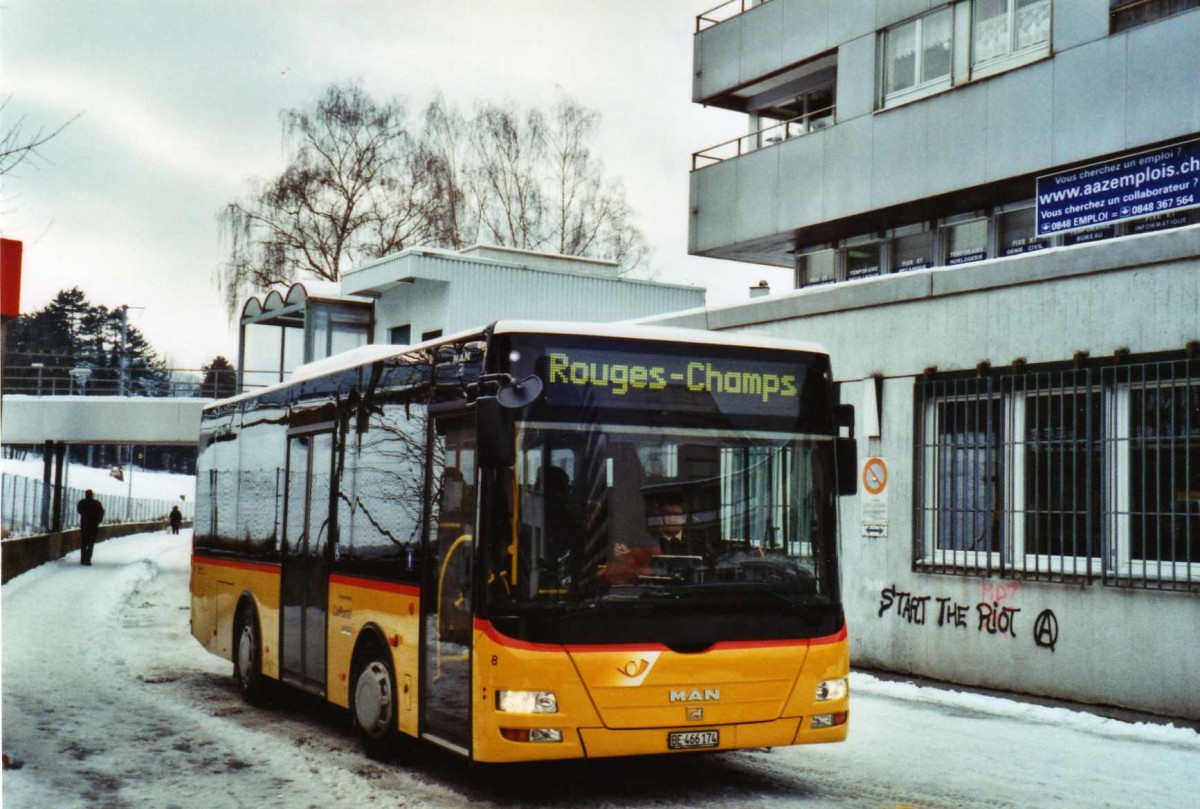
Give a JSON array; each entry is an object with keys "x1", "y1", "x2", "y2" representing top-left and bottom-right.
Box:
[
  {"x1": 696, "y1": 0, "x2": 773, "y2": 32},
  {"x1": 2, "y1": 354, "x2": 240, "y2": 399},
  {"x1": 691, "y1": 106, "x2": 835, "y2": 170}
]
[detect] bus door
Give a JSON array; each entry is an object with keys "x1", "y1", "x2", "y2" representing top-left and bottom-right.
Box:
[
  {"x1": 280, "y1": 428, "x2": 335, "y2": 694},
  {"x1": 421, "y1": 414, "x2": 477, "y2": 754}
]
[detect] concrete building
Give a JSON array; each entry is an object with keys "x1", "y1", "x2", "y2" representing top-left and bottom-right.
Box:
[
  {"x1": 655, "y1": 0, "x2": 1200, "y2": 719},
  {"x1": 238, "y1": 244, "x2": 705, "y2": 390}
]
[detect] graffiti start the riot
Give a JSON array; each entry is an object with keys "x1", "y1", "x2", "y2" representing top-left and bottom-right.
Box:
[{"x1": 877, "y1": 585, "x2": 1052, "y2": 645}]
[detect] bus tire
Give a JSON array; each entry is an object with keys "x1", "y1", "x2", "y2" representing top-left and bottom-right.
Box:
[
  {"x1": 233, "y1": 603, "x2": 270, "y2": 705},
  {"x1": 351, "y1": 645, "x2": 399, "y2": 760}
]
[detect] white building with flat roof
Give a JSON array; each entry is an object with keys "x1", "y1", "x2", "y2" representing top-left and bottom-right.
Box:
[{"x1": 238, "y1": 245, "x2": 705, "y2": 390}]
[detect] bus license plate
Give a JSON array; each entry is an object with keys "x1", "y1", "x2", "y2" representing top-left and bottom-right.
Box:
[{"x1": 668, "y1": 730, "x2": 718, "y2": 750}]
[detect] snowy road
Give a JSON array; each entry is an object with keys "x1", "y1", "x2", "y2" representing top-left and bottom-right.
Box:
[{"x1": 3, "y1": 530, "x2": 1198, "y2": 808}]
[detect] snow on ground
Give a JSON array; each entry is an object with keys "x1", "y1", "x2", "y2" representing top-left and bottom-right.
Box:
[
  {"x1": 0, "y1": 456, "x2": 195, "y2": 503},
  {"x1": 3, "y1": 530, "x2": 1198, "y2": 808}
]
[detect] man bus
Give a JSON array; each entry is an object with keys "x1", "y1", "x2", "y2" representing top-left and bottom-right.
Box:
[{"x1": 190, "y1": 321, "x2": 855, "y2": 762}]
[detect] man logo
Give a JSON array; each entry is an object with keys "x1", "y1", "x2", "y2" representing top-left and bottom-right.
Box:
[
  {"x1": 687, "y1": 706, "x2": 704, "y2": 721},
  {"x1": 617, "y1": 659, "x2": 650, "y2": 678},
  {"x1": 669, "y1": 688, "x2": 720, "y2": 702}
]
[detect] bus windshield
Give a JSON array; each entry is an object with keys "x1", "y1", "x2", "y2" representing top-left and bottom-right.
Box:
[{"x1": 483, "y1": 421, "x2": 840, "y2": 640}]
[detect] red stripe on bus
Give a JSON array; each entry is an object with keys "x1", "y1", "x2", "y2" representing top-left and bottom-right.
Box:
[
  {"x1": 329, "y1": 575, "x2": 420, "y2": 597},
  {"x1": 474, "y1": 619, "x2": 848, "y2": 653},
  {"x1": 710, "y1": 623, "x2": 847, "y2": 650},
  {"x1": 474, "y1": 619, "x2": 564, "y2": 652},
  {"x1": 191, "y1": 555, "x2": 280, "y2": 575}
]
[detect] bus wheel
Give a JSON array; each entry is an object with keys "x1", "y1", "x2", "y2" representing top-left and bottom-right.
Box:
[
  {"x1": 352, "y1": 652, "x2": 398, "y2": 760},
  {"x1": 234, "y1": 605, "x2": 270, "y2": 705}
]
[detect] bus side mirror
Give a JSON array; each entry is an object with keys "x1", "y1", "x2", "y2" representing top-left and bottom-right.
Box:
[
  {"x1": 476, "y1": 396, "x2": 515, "y2": 468},
  {"x1": 835, "y1": 437, "x2": 858, "y2": 496}
]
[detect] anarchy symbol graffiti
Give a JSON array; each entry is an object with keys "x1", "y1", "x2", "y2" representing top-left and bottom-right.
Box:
[{"x1": 1033, "y1": 609, "x2": 1059, "y2": 652}]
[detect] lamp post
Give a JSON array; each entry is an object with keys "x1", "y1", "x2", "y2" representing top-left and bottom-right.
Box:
[
  {"x1": 118, "y1": 304, "x2": 129, "y2": 396},
  {"x1": 68, "y1": 367, "x2": 91, "y2": 396},
  {"x1": 30, "y1": 362, "x2": 44, "y2": 396},
  {"x1": 126, "y1": 444, "x2": 136, "y2": 521}
]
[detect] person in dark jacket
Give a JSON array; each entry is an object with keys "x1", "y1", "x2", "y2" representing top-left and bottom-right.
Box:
[
  {"x1": 77, "y1": 490, "x2": 105, "y2": 565},
  {"x1": 169, "y1": 505, "x2": 182, "y2": 535}
]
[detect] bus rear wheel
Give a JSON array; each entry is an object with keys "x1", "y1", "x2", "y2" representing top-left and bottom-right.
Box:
[
  {"x1": 234, "y1": 605, "x2": 270, "y2": 704},
  {"x1": 352, "y1": 652, "x2": 399, "y2": 760}
]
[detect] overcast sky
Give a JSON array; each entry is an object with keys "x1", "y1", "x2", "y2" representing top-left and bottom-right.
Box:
[{"x1": 1, "y1": 0, "x2": 778, "y2": 368}]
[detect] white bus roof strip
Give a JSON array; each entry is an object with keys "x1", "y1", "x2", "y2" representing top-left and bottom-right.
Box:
[
  {"x1": 209, "y1": 321, "x2": 828, "y2": 412},
  {"x1": 492, "y1": 320, "x2": 829, "y2": 355}
]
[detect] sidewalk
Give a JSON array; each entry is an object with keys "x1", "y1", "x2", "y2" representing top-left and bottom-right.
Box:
[{"x1": 856, "y1": 667, "x2": 1200, "y2": 733}]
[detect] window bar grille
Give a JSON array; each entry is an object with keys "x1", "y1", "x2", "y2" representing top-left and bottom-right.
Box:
[{"x1": 985, "y1": 372, "x2": 998, "y2": 578}]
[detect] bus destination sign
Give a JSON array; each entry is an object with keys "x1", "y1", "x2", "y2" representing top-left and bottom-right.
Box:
[
  {"x1": 1036, "y1": 138, "x2": 1200, "y2": 236},
  {"x1": 543, "y1": 348, "x2": 805, "y2": 417}
]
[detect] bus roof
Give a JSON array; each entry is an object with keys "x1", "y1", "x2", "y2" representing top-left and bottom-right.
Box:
[
  {"x1": 492, "y1": 320, "x2": 828, "y2": 355},
  {"x1": 211, "y1": 321, "x2": 828, "y2": 411}
]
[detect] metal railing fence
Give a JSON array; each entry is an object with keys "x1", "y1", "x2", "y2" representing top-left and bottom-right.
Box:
[
  {"x1": 2, "y1": 353, "x2": 250, "y2": 398},
  {"x1": 692, "y1": 106, "x2": 835, "y2": 170},
  {"x1": 696, "y1": 0, "x2": 773, "y2": 32},
  {"x1": 0, "y1": 472, "x2": 194, "y2": 539},
  {"x1": 914, "y1": 353, "x2": 1199, "y2": 592}
]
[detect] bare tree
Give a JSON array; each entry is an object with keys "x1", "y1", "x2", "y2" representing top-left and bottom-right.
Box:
[
  {"x1": 218, "y1": 83, "x2": 650, "y2": 315},
  {"x1": 420, "y1": 95, "x2": 470, "y2": 250},
  {"x1": 466, "y1": 103, "x2": 547, "y2": 251},
  {"x1": 217, "y1": 84, "x2": 438, "y2": 314},
  {"x1": 454, "y1": 98, "x2": 649, "y2": 270},
  {"x1": 542, "y1": 99, "x2": 648, "y2": 269},
  {"x1": 0, "y1": 96, "x2": 81, "y2": 176}
]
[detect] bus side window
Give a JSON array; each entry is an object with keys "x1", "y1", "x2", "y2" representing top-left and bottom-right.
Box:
[{"x1": 338, "y1": 397, "x2": 425, "y2": 580}]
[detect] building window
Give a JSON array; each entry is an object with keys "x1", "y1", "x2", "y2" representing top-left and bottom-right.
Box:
[
  {"x1": 1111, "y1": 0, "x2": 1200, "y2": 33},
  {"x1": 1021, "y1": 390, "x2": 1102, "y2": 562},
  {"x1": 756, "y1": 84, "x2": 836, "y2": 147},
  {"x1": 389, "y1": 324, "x2": 411, "y2": 345},
  {"x1": 1129, "y1": 210, "x2": 1199, "y2": 234},
  {"x1": 998, "y1": 207, "x2": 1047, "y2": 256},
  {"x1": 1064, "y1": 225, "x2": 1114, "y2": 246},
  {"x1": 972, "y1": 0, "x2": 1051, "y2": 71},
  {"x1": 796, "y1": 248, "x2": 836, "y2": 287},
  {"x1": 843, "y1": 241, "x2": 883, "y2": 280},
  {"x1": 916, "y1": 354, "x2": 1200, "y2": 590},
  {"x1": 943, "y1": 217, "x2": 988, "y2": 265},
  {"x1": 929, "y1": 389, "x2": 1003, "y2": 559},
  {"x1": 891, "y1": 226, "x2": 935, "y2": 272},
  {"x1": 1127, "y1": 377, "x2": 1200, "y2": 569},
  {"x1": 421, "y1": 329, "x2": 444, "y2": 342},
  {"x1": 883, "y1": 7, "x2": 953, "y2": 104}
]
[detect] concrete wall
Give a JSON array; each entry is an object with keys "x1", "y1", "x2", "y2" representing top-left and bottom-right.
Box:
[
  {"x1": 644, "y1": 226, "x2": 1200, "y2": 719},
  {"x1": 691, "y1": 1, "x2": 1200, "y2": 255},
  {"x1": 0, "y1": 397, "x2": 207, "y2": 445},
  {"x1": 1, "y1": 521, "x2": 191, "y2": 584}
]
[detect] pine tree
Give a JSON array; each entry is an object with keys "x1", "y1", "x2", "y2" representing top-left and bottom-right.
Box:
[
  {"x1": 200, "y1": 356, "x2": 237, "y2": 399},
  {"x1": 2, "y1": 287, "x2": 169, "y2": 396}
]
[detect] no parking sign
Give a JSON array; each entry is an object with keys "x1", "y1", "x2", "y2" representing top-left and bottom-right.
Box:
[{"x1": 861, "y1": 457, "x2": 888, "y2": 538}]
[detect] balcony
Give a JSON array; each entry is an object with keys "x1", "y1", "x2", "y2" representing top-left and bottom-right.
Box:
[
  {"x1": 692, "y1": 105, "x2": 834, "y2": 170},
  {"x1": 695, "y1": 0, "x2": 772, "y2": 32}
]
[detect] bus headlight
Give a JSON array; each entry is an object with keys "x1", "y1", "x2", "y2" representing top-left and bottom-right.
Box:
[
  {"x1": 496, "y1": 690, "x2": 558, "y2": 713},
  {"x1": 815, "y1": 678, "x2": 848, "y2": 702}
]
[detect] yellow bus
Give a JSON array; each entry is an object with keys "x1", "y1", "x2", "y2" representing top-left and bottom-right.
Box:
[{"x1": 190, "y1": 321, "x2": 856, "y2": 762}]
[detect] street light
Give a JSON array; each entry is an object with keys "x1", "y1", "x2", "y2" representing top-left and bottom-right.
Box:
[
  {"x1": 68, "y1": 367, "x2": 91, "y2": 396},
  {"x1": 30, "y1": 362, "x2": 44, "y2": 396}
]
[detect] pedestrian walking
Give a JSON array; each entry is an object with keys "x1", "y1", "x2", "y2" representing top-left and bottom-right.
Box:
[
  {"x1": 169, "y1": 505, "x2": 182, "y2": 535},
  {"x1": 77, "y1": 489, "x2": 105, "y2": 566}
]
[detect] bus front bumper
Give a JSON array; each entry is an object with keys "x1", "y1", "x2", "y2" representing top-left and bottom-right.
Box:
[{"x1": 475, "y1": 715, "x2": 848, "y2": 762}]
